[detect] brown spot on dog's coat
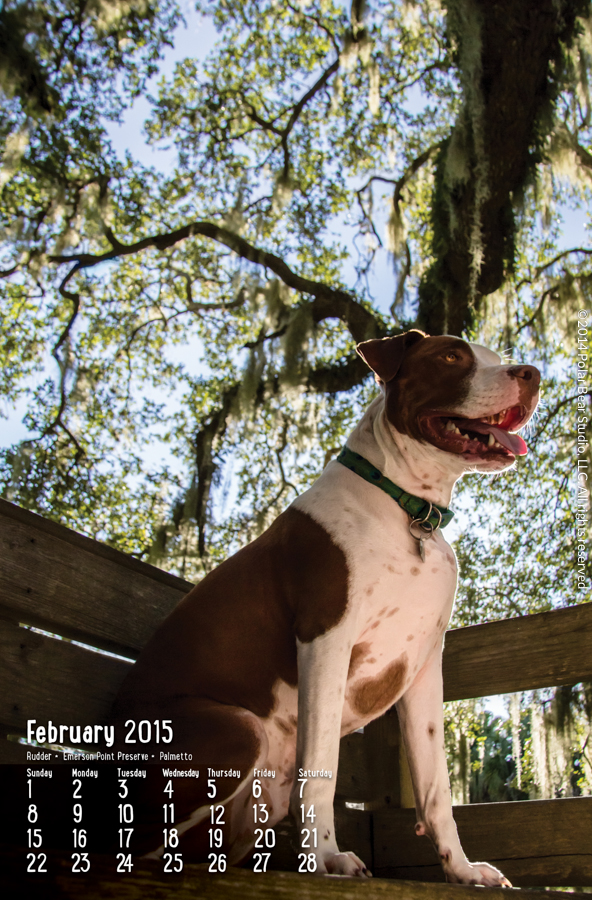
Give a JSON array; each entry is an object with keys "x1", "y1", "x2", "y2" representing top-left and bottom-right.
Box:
[
  {"x1": 370, "y1": 621, "x2": 379, "y2": 630},
  {"x1": 421, "y1": 484, "x2": 432, "y2": 490},
  {"x1": 378, "y1": 606, "x2": 387, "y2": 616},
  {"x1": 427, "y1": 723, "x2": 436, "y2": 738},
  {"x1": 113, "y1": 506, "x2": 348, "y2": 724},
  {"x1": 366, "y1": 585, "x2": 374, "y2": 596},
  {"x1": 406, "y1": 634, "x2": 414, "y2": 641},
  {"x1": 350, "y1": 654, "x2": 408, "y2": 716},
  {"x1": 410, "y1": 566, "x2": 420, "y2": 576},
  {"x1": 348, "y1": 642, "x2": 371, "y2": 677},
  {"x1": 386, "y1": 607, "x2": 399, "y2": 618}
]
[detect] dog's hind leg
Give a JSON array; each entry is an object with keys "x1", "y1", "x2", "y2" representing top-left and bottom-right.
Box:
[{"x1": 126, "y1": 698, "x2": 270, "y2": 864}]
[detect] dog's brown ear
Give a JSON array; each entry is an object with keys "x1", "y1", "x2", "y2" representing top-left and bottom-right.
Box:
[{"x1": 356, "y1": 330, "x2": 426, "y2": 383}]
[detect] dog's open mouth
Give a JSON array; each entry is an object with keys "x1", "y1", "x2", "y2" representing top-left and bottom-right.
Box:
[{"x1": 420, "y1": 405, "x2": 529, "y2": 458}]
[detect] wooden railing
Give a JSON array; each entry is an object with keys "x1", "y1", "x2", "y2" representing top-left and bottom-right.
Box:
[{"x1": 0, "y1": 497, "x2": 591, "y2": 887}]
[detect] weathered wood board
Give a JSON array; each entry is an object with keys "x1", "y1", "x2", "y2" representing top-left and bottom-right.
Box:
[
  {"x1": 374, "y1": 797, "x2": 592, "y2": 886},
  {"x1": 0, "y1": 618, "x2": 130, "y2": 736},
  {"x1": 335, "y1": 732, "x2": 370, "y2": 803},
  {"x1": 0, "y1": 498, "x2": 191, "y2": 657},
  {"x1": 442, "y1": 603, "x2": 592, "y2": 700},
  {"x1": 0, "y1": 845, "x2": 580, "y2": 900}
]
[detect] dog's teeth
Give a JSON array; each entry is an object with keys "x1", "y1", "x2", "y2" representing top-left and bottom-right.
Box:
[
  {"x1": 445, "y1": 420, "x2": 455, "y2": 432},
  {"x1": 488, "y1": 433, "x2": 495, "y2": 447}
]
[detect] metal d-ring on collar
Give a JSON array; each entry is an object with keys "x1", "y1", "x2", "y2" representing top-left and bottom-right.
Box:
[{"x1": 409, "y1": 504, "x2": 443, "y2": 562}]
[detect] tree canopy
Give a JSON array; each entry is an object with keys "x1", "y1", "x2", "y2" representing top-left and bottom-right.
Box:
[{"x1": 0, "y1": 0, "x2": 590, "y2": 622}]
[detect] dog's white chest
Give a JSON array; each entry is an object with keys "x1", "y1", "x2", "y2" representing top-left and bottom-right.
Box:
[
  {"x1": 342, "y1": 527, "x2": 456, "y2": 728},
  {"x1": 293, "y1": 464, "x2": 458, "y2": 732}
]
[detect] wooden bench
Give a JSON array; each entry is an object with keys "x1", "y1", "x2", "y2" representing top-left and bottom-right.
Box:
[{"x1": 1, "y1": 497, "x2": 591, "y2": 891}]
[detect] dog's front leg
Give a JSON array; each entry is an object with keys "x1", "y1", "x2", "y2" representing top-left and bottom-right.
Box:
[
  {"x1": 290, "y1": 628, "x2": 370, "y2": 877},
  {"x1": 396, "y1": 648, "x2": 511, "y2": 887}
]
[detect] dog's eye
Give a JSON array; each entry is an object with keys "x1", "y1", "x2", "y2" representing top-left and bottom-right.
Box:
[{"x1": 444, "y1": 352, "x2": 459, "y2": 362}]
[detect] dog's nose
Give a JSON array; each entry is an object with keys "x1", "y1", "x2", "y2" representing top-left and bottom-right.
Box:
[{"x1": 507, "y1": 365, "x2": 540, "y2": 387}]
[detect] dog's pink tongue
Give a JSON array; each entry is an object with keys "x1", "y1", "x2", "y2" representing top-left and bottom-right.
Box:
[
  {"x1": 469, "y1": 423, "x2": 528, "y2": 456},
  {"x1": 488, "y1": 426, "x2": 528, "y2": 456},
  {"x1": 456, "y1": 419, "x2": 529, "y2": 456}
]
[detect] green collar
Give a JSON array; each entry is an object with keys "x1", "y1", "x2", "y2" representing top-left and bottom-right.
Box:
[{"x1": 336, "y1": 446, "x2": 454, "y2": 529}]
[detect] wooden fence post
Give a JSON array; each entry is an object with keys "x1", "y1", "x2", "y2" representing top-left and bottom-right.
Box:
[{"x1": 360, "y1": 706, "x2": 415, "y2": 810}]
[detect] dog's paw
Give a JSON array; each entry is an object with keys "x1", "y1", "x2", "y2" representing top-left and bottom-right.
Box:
[
  {"x1": 321, "y1": 851, "x2": 372, "y2": 878},
  {"x1": 446, "y1": 861, "x2": 512, "y2": 887}
]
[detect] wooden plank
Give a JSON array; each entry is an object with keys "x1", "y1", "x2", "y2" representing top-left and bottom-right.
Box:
[
  {"x1": 373, "y1": 858, "x2": 592, "y2": 888},
  {"x1": 0, "y1": 498, "x2": 192, "y2": 656},
  {"x1": 374, "y1": 798, "x2": 592, "y2": 886},
  {"x1": 0, "y1": 846, "x2": 576, "y2": 900},
  {"x1": 0, "y1": 735, "x2": 38, "y2": 763},
  {"x1": 335, "y1": 732, "x2": 371, "y2": 803},
  {"x1": 336, "y1": 715, "x2": 412, "y2": 810},
  {"x1": 0, "y1": 619, "x2": 131, "y2": 735},
  {"x1": 443, "y1": 603, "x2": 592, "y2": 701},
  {"x1": 358, "y1": 708, "x2": 403, "y2": 811}
]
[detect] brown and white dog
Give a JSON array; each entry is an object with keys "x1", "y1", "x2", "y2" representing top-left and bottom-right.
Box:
[{"x1": 112, "y1": 330, "x2": 540, "y2": 883}]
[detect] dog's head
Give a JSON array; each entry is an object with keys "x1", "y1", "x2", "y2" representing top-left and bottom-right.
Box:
[{"x1": 357, "y1": 331, "x2": 540, "y2": 473}]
